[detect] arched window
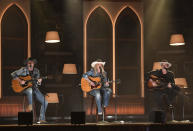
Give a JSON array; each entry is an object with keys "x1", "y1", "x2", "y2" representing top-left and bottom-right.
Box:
[
  {"x1": 86, "y1": 7, "x2": 113, "y2": 79},
  {"x1": 1, "y1": 4, "x2": 28, "y2": 96},
  {"x1": 115, "y1": 7, "x2": 141, "y2": 96}
]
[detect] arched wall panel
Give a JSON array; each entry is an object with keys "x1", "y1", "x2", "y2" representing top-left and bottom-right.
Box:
[
  {"x1": 83, "y1": 2, "x2": 144, "y2": 97},
  {"x1": 0, "y1": 0, "x2": 30, "y2": 98},
  {"x1": 115, "y1": 7, "x2": 141, "y2": 96}
]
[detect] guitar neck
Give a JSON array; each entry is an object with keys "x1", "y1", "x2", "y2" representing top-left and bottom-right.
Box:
[
  {"x1": 108, "y1": 79, "x2": 120, "y2": 84},
  {"x1": 32, "y1": 76, "x2": 47, "y2": 80}
]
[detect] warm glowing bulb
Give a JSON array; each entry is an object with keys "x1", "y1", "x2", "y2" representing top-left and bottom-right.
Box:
[
  {"x1": 170, "y1": 43, "x2": 185, "y2": 46},
  {"x1": 45, "y1": 40, "x2": 60, "y2": 43}
]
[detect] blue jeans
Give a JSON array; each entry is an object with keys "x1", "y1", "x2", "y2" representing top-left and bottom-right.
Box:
[
  {"x1": 89, "y1": 87, "x2": 112, "y2": 113},
  {"x1": 23, "y1": 87, "x2": 48, "y2": 121}
]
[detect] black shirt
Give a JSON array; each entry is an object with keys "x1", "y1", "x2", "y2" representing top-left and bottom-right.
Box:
[{"x1": 147, "y1": 69, "x2": 175, "y2": 89}]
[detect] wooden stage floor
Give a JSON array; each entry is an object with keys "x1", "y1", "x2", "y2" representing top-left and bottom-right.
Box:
[{"x1": 1, "y1": 121, "x2": 193, "y2": 131}]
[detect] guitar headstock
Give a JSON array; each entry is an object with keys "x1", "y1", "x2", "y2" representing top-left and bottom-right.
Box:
[
  {"x1": 42, "y1": 75, "x2": 53, "y2": 80},
  {"x1": 110, "y1": 79, "x2": 121, "y2": 85},
  {"x1": 116, "y1": 79, "x2": 121, "y2": 84}
]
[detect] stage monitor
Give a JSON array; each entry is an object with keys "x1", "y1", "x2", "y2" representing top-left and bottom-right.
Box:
[
  {"x1": 18, "y1": 112, "x2": 33, "y2": 125},
  {"x1": 149, "y1": 110, "x2": 166, "y2": 123},
  {"x1": 71, "y1": 112, "x2": 85, "y2": 124}
]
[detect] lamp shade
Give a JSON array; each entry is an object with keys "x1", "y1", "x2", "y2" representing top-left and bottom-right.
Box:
[
  {"x1": 45, "y1": 31, "x2": 60, "y2": 43},
  {"x1": 45, "y1": 93, "x2": 59, "y2": 103},
  {"x1": 152, "y1": 62, "x2": 162, "y2": 70},
  {"x1": 170, "y1": 34, "x2": 185, "y2": 46},
  {"x1": 63, "y1": 64, "x2": 77, "y2": 74},
  {"x1": 174, "y1": 78, "x2": 188, "y2": 88}
]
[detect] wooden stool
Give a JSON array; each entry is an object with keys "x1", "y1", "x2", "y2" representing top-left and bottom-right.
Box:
[
  {"x1": 90, "y1": 95, "x2": 99, "y2": 122},
  {"x1": 90, "y1": 95, "x2": 107, "y2": 122},
  {"x1": 45, "y1": 93, "x2": 59, "y2": 117},
  {"x1": 22, "y1": 95, "x2": 26, "y2": 112}
]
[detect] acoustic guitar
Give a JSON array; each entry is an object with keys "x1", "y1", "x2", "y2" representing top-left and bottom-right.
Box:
[
  {"x1": 81, "y1": 76, "x2": 120, "y2": 92},
  {"x1": 11, "y1": 75, "x2": 48, "y2": 93},
  {"x1": 147, "y1": 75, "x2": 173, "y2": 90}
]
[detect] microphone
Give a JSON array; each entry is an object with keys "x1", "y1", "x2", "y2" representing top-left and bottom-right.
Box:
[{"x1": 99, "y1": 66, "x2": 103, "y2": 73}]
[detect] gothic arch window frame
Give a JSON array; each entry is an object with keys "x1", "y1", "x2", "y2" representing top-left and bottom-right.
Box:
[
  {"x1": 83, "y1": 5, "x2": 113, "y2": 97},
  {"x1": 114, "y1": 5, "x2": 144, "y2": 97},
  {"x1": 84, "y1": 3, "x2": 144, "y2": 97},
  {"x1": 84, "y1": 5, "x2": 113, "y2": 72},
  {"x1": 0, "y1": 2, "x2": 31, "y2": 98}
]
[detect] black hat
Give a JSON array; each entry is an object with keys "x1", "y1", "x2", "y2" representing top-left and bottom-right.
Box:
[{"x1": 24, "y1": 57, "x2": 37, "y2": 65}]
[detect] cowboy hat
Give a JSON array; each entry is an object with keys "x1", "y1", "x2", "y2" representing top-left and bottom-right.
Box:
[
  {"x1": 91, "y1": 59, "x2": 105, "y2": 68},
  {"x1": 24, "y1": 57, "x2": 37, "y2": 65},
  {"x1": 160, "y1": 59, "x2": 172, "y2": 68}
]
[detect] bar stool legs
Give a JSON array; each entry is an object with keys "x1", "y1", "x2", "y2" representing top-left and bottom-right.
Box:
[
  {"x1": 90, "y1": 95, "x2": 99, "y2": 122},
  {"x1": 169, "y1": 104, "x2": 174, "y2": 121},
  {"x1": 102, "y1": 107, "x2": 106, "y2": 122},
  {"x1": 22, "y1": 95, "x2": 26, "y2": 112}
]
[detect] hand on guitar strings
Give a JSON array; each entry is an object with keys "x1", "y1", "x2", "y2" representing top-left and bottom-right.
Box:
[
  {"x1": 19, "y1": 80, "x2": 26, "y2": 85},
  {"x1": 37, "y1": 78, "x2": 42, "y2": 85},
  {"x1": 168, "y1": 83, "x2": 172, "y2": 88},
  {"x1": 149, "y1": 79, "x2": 158, "y2": 87},
  {"x1": 16, "y1": 77, "x2": 26, "y2": 85},
  {"x1": 90, "y1": 81, "x2": 96, "y2": 86},
  {"x1": 105, "y1": 81, "x2": 109, "y2": 87}
]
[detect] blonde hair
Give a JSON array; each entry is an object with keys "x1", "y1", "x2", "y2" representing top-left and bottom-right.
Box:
[{"x1": 93, "y1": 64, "x2": 106, "y2": 77}]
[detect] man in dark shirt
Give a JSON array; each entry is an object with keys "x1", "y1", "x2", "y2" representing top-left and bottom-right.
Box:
[{"x1": 146, "y1": 60, "x2": 180, "y2": 117}]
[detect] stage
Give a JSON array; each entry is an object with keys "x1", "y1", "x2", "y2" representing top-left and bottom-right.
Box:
[
  {"x1": 0, "y1": 122, "x2": 193, "y2": 131},
  {"x1": 1, "y1": 119, "x2": 193, "y2": 131}
]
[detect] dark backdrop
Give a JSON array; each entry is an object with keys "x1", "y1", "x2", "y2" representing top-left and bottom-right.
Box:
[{"x1": 31, "y1": 0, "x2": 83, "y2": 118}]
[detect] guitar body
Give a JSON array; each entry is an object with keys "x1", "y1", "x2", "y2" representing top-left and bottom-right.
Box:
[
  {"x1": 81, "y1": 77, "x2": 101, "y2": 92},
  {"x1": 147, "y1": 79, "x2": 159, "y2": 89},
  {"x1": 12, "y1": 75, "x2": 33, "y2": 93},
  {"x1": 147, "y1": 75, "x2": 166, "y2": 90}
]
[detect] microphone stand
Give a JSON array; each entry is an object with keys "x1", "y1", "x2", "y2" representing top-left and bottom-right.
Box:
[
  {"x1": 97, "y1": 74, "x2": 109, "y2": 124},
  {"x1": 34, "y1": 76, "x2": 48, "y2": 123},
  {"x1": 38, "y1": 85, "x2": 48, "y2": 122},
  {"x1": 113, "y1": 82, "x2": 124, "y2": 124},
  {"x1": 114, "y1": 93, "x2": 118, "y2": 122},
  {"x1": 31, "y1": 86, "x2": 36, "y2": 123},
  {"x1": 113, "y1": 86, "x2": 120, "y2": 123},
  {"x1": 180, "y1": 90, "x2": 190, "y2": 123}
]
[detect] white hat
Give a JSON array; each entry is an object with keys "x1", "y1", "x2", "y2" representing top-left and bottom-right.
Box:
[
  {"x1": 91, "y1": 59, "x2": 105, "y2": 68},
  {"x1": 160, "y1": 59, "x2": 172, "y2": 68}
]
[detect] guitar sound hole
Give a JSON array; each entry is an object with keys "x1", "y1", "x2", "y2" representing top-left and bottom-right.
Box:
[
  {"x1": 21, "y1": 83, "x2": 27, "y2": 87},
  {"x1": 21, "y1": 81, "x2": 28, "y2": 87},
  {"x1": 91, "y1": 86, "x2": 95, "y2": 89}
]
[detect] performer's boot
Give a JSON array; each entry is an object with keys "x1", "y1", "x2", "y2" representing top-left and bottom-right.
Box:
[
  {"x1": 168, "y1": 104, "x2": 174, "y2": 110},
  {"x1": 168, "y1": 104, "x2": 176, "y2": 122}
]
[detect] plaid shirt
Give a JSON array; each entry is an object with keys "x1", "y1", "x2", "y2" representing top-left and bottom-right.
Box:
[{"x1": 11, "y1": 66, "x2": 41, "y2": 87}]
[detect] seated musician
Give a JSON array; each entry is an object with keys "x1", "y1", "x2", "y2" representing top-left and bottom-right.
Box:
[
  {"x1": 11, "y1": 57, "x2": 48, "y2": 124},
  {"x1": 82, "y1": 59, "x2": 112, "y2": 115},
  {"x1": 146, "y1": 59, "x2": 180, "y2": 113}
]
